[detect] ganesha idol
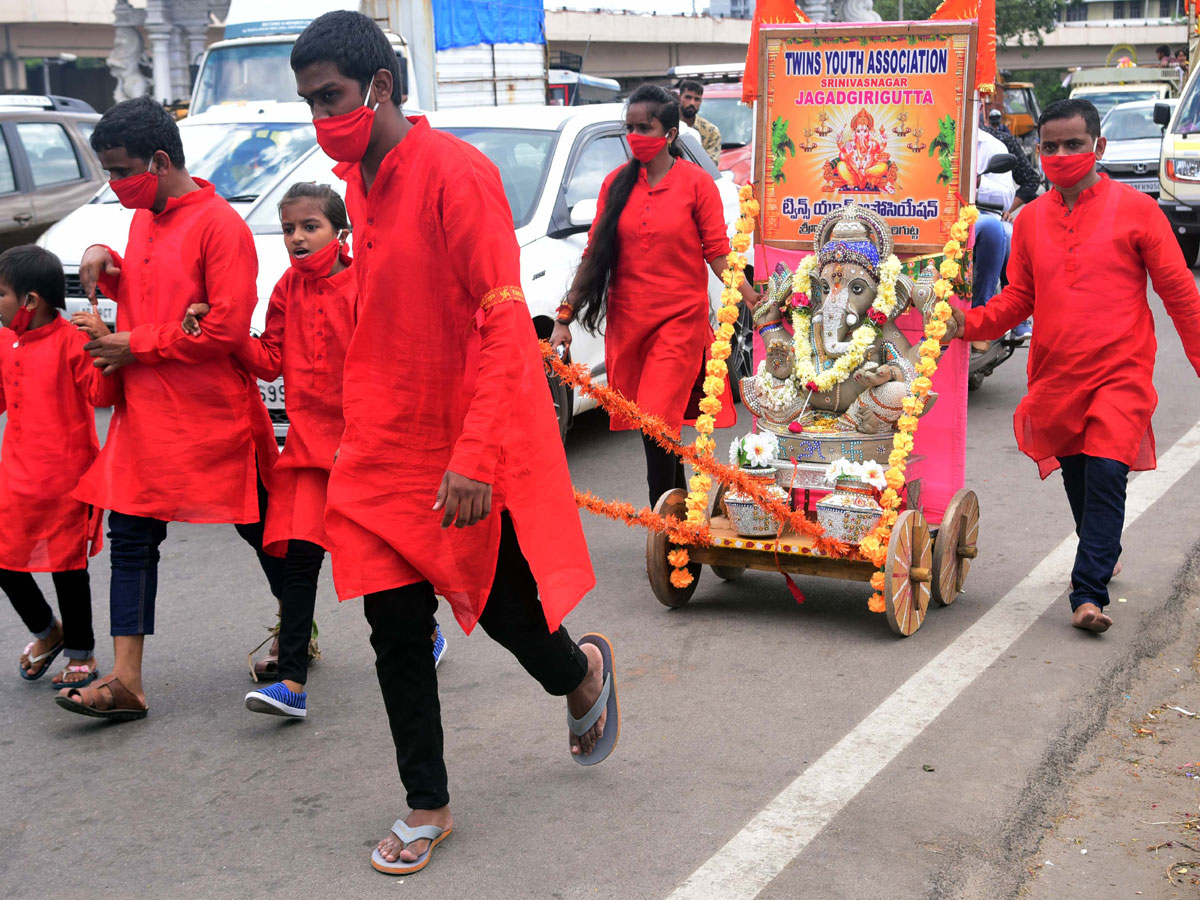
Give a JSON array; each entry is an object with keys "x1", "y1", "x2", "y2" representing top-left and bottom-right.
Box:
[{"x1": 740, "y1": 204, "x2": 939, "y2": 482}]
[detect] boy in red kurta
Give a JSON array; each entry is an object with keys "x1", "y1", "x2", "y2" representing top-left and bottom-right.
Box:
[
  {"x1": 0, "y1": 246, "x2": 118, "y2": 688},
  {"x1": 951, "y1": 98, "x2": 1200, "y2": 633},
  {"x1": 54, "y1": 97, "x2": 284, "y2": 721},
  {"x1": 292, "y1": 11, "x2": 617, "y2": 875}
]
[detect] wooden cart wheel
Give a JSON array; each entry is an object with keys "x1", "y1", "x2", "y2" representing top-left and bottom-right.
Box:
[
  {"x1": 884, "y1": 509, "x2": 933, "y2": 636},
  {"x1": 931, "y1": 489, "x2": 980, "y2": 606},
  {"x1": 709, "y1": 483, "x2": 746, "y2": 581},
  {"x1": 647, "y1": 488, "x2": 702, "y2": 608}
]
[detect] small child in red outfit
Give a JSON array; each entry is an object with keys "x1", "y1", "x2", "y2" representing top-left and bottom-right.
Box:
[
  {"x1": 0, "y1": 245, "x2": 118, "y2": 688},
  {"x1": 184, "y1": 183, "x2": 445, "y2": 719}
]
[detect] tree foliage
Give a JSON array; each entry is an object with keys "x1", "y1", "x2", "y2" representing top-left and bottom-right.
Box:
[{"x1": 869, "y1": 0, "x2": 1060, "y2": 45}]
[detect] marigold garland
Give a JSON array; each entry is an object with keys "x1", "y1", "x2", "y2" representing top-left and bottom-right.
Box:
[
  {"x1": 859, "y1": 203, "x2": 979, "y2": 612},
  {"x1": 540, "y1": 343, "x2": 854, "y2": 559},
  {"x1": 668, "y1": 183, "x2": 761, "y2": 581}
]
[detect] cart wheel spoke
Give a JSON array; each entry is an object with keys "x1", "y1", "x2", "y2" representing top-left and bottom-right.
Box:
[
  {"x1": 931, "y1": 489, "x2": 980, "y2": 606},
  {"x1": 885, "y1": 510, "x2": 932, "y2": 636},
  {"x1": 647, "y1": 488, "x2": 702, "y2": 608}
]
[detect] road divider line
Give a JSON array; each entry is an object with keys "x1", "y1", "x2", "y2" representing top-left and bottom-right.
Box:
[{"x1": 666, "y1": 420, "x2": 1200, "y2": 900}]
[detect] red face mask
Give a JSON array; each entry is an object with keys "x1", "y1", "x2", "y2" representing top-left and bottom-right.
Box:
[
  {"x1": 8, "y1": 305, "x2": 34, "y2": 337},
  {"x1": 290, "y1": 239, "x2": 342, "y2": 278},
  {"x1": 1040, "y1": 141, "x2": 1098, "y2": 190},
  {"x1": 314, "y1": 91, "x2": 377, "y2": 163},
  {"x1": 628, "y1": 133, "x2": 669, "y2": 164},
  {"x1": 110, "y1": 170, "x2": 160, "y2": 209}
]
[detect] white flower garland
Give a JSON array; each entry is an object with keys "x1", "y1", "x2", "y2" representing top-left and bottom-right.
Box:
[
  {"x1": 751, "y1": 359, "x2": 800, "y2": 413},
  {"x1": 784, "y1": 252, "x2": 903, "y2": 394}
]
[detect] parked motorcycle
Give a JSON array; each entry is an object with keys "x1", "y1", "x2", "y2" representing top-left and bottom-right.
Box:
[{"x1": 968, "y1": 152, "x2": 1023, "y2": 392}]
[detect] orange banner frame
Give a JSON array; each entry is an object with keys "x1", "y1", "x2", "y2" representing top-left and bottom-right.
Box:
[{"x1": 755, "y1": 21, "x2": 978, "y2": 256}]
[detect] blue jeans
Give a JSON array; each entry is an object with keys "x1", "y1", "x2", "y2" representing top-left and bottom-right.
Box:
[
  {"x1": 972, "y1": 214, "x2": 1010, "y2": 309},
  {"x1": 108, "y1": 474, "x2": 286, "y2": 637},
  {"x1": 1058, "y1": 454, "x2": 1129, "y2": 611}
]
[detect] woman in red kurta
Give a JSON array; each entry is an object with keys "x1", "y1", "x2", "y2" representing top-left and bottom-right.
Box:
[
  {"x1": 0, "y1": 245, "x2": 118, "y2": 688},
  {"x1": 955, "y1": 99, "x2": 1200, "y2": 632},
  {"x1": 552, "y1": 84, "x2": 755, "y2": 506}
]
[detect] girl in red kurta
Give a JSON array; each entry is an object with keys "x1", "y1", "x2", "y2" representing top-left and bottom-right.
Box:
[
  {"x1": 953, "y1": 99, "x2": 1200, "y2": 633},
  {"x1": 552, "y1": 84, "x2": 756, "y2": 506},
  {"x1": 183, "y1": 183, "x2": 445, "y2": 719},
  {"x1": 0, "y1": 246, "x2": 118, "y2": 689}
]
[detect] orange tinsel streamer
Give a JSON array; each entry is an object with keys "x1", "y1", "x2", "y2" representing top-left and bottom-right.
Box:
[
  {"x1": 541, "y1": 344, "x2": 853, "y2": 558},
  {"x1": 573, "y1": 489, "x2": 712, "y2": 545}
]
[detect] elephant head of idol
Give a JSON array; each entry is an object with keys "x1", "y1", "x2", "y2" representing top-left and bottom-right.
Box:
[{"x1": 811, "y1": 204, "x2": 893, "y2": 356}]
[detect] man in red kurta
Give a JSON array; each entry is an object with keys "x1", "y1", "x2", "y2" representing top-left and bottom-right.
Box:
[
  {"x1": 54, "y1": 97, "x2": 283, "y2": 721},
  {"x1": 952, "y1": 98, "x2": 1200, "y2": 633},
  {"x1": 292, "y1": 11, "x2": 616, "y2": 876}
]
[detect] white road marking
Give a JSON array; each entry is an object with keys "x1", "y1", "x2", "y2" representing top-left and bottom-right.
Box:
[{"x1": 667, "y1": 420, "x2": 1200, "y2": 900}]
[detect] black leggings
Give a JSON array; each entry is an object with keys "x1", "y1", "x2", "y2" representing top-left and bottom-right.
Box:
[
  {"x1": 363, "y1": 513, "x2": 589, "y2": 810},
  {"x1": 275, "y1": 539, "x2": 326, "y2": 684},
  {"x1": 232, "y1": 471, "x2": 287, "y2": 602},
  {"x1": 0, "y1": 568, "x2": 93, "y2": 659},
  {"x1": 642, "y1": 433, "x2": 685, "y2": 507}
]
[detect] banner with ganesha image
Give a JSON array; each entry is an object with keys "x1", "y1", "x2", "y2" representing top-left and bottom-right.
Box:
[{"x1": 756, "y1": 21, "x2": 978, "y2": 255}]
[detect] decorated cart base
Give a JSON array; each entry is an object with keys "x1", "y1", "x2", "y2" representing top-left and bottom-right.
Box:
[{"x1": 645, "y1": 484, "x2": 980, "y2": 636}]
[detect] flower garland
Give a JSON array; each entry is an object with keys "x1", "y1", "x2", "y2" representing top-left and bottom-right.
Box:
[
  {"x1": 670, "y1": 184, "x2": 761, "y2": 586},
  {"x1": 855, "y1": 203, "x2": 980, "y2": 613},
  {"x1": 539, "y1": 343, "x2": 853, "y2": 559},
  {"x1": 786, "y1": 253, "x2": 903, "y2": 393}
]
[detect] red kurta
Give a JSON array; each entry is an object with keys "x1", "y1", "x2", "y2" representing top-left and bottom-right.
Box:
[
  {"x1": 964, "y1": 176, "x2": 1200, "y2": 477},
  {"x1": 326, "y1": 117, "x2": 594, "y2": 632},
  {"x1": 0, "y1": 316, "x2": 118, "y2": 571},
  {"x1": 72, "y1": 180, "x2": 275, "y2": 523},
  {"x1": 237, "y1": 254, "x2": 355, "y2": 554},
  {"x1": 592, "y1": 159, "x2": 735, "y2": 433}
]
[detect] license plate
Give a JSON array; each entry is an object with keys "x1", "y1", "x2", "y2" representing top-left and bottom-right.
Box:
[
  {"x1": 258, "y1": 377, "x2": 285, "y2": 407},
  {"x1": 63, "y1": 297, "x2": 118, "y2": 329},
  {"x1": 1127, "y1": 178, "x2": 1159, "y2": 193}
]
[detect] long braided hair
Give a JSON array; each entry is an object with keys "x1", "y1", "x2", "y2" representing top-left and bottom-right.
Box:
[{"x1": 570, "y1": 84, "x2": 682, "y2": 334}]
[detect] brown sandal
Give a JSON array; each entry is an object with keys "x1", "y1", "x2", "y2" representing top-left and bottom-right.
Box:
[{"x1": 54, "y1": 673, "x2": 148, "y2": 721}]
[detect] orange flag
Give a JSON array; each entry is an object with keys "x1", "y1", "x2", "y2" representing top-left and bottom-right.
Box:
[
  {"x1": 743, "y1": 0, "x2": 812, "y2": 104},
  {"x1": 929, "y1": 0, "x2": 996, "y2": 91}
]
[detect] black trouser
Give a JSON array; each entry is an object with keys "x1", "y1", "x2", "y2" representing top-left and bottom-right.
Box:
[
  {"x1": 109, "y1": 472, "x2": 285, "y2": 636},
  {"x1": 1058, "y1": 454, "x2": 1129, "y2": 612},
  {"x1": 276, "y1": 539, "x2": 325, "y2": 685},
  {"x1": 0, "y1": 568, "x2": 94, "y2": 659},
  {"x1": 642, "y1": 433, "x2": 685, "y2": 507},
  {"x1": 363, "y1": 513, "x2": 589, "y2": 810}
]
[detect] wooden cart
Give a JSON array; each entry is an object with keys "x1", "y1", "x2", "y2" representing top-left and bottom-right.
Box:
[{"x1": 646, "y1": 484, "x2": 979, "y2": 636}]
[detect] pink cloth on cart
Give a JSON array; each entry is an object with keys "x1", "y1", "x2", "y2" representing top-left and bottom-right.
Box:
[{"x1": 751, "y1": 244, "x2": 968, "y2": 526}]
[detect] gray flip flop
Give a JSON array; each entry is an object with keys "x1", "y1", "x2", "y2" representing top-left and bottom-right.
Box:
[
  {"x1": 569, "y1": 633, "x2": 620, "y2": 766},
  {"x1": 370, "y1": 820, "x2": 452, "y2": 875}
]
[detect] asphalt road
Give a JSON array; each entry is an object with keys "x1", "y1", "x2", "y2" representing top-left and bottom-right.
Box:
[{"x1": 3, "y1": 288, "x2": 1200, "y2": 900}]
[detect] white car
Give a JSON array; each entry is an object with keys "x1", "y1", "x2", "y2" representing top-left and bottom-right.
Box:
[
  {"x1": 1098, "y1": 98, "x2": 1178, "y2": 198},
  {"x1": 41, "y1": 103, "x2": 751, "y2": 441}
]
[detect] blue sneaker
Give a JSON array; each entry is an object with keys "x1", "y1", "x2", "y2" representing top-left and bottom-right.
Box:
[
  {"x1": 1011, "y1": 319, "x2": 1032, "y2": 341},
  {"x1": 245, "y1": 682, "x2": 307, "y2": 718},
  {"x1": 433, "y1": 622, "x2": 448, "y2": 669}
]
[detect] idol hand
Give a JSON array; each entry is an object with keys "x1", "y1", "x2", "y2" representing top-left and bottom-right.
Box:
[
  {"x1": 434, "y1": 470, "x2": 493, "y2": 528},
  {"x1": 853, "y1": 361, "x2": 893, "y2": 387}
]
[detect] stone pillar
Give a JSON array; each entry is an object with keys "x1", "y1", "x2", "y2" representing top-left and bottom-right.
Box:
[
  {"x1": 803, "y1": 0, "x2": 835, "y2": 22},
  {"x1": 144, "y1": 0, "x2": 175, "y2": 102},
  {"x1": 168, "y1": 24, "x2": 190, "y2": 101}
]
